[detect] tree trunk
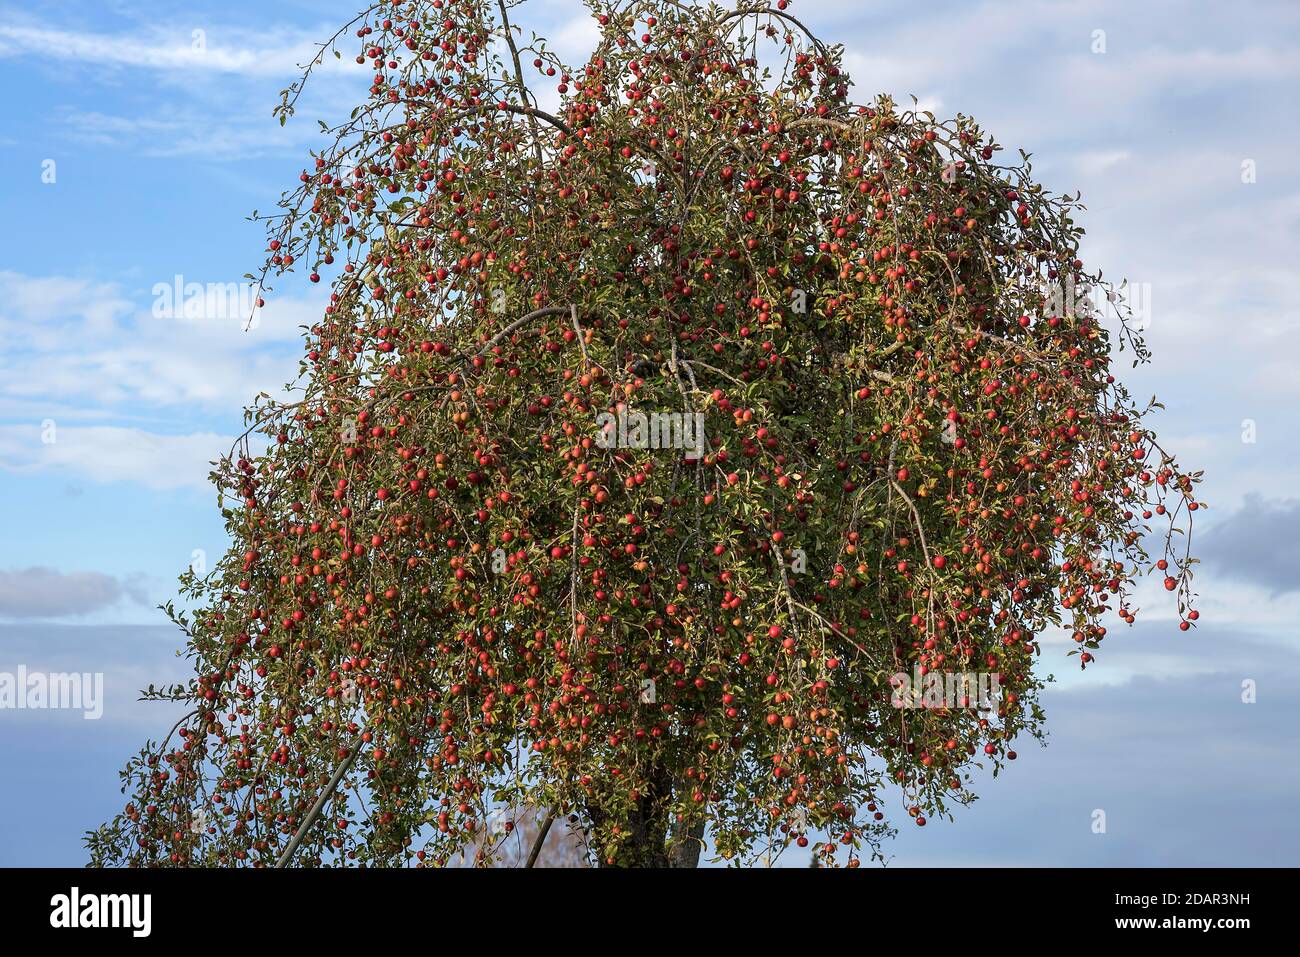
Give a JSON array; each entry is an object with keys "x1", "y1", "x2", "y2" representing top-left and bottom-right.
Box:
[
  {"x1": 588, "y1": 764, "x2": 703, "y2": 867},
  {"x1": 669, "y1": 819, "x2": 705, "y2": 868}
]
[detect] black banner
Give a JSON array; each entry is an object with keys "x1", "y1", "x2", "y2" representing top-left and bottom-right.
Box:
[{"x1": 0, "y1": 866, "x2": 1279, "y2": 941}]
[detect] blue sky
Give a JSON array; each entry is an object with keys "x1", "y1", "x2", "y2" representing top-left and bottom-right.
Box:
[{"x1": 1, "y1": 0, "x2": 1298, "y2": 866}]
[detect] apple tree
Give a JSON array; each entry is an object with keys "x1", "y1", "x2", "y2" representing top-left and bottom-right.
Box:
[{"x1": 88, "y1": 0, "x2": 1203, "y2": 868}]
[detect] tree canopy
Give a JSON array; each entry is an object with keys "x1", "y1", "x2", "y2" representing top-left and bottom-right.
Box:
[{"x1": 89, "y1": 0, "x2": 1203, "y2": 868}]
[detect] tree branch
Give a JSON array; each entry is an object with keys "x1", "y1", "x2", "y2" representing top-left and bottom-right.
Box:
[
  {"x1": 525, "y1": 808, "x2": 558, "y2": 868},
  {"x1": 275, "y1": 735, "x2": 365, "y2": 868}
]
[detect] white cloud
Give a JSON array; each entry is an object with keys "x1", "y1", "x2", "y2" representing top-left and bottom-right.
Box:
[
  {"x1": 0, "y1": 271, "x2": 301, "y2": 491},
  {"x1": 547, "y1": 9, "x2": 602, "y2": 62},
  {"x1": 0, "y1": 23, "x2": 323, "y2": 77},
  {"x1": 0, "y1": 270, "x2": 315, "y2": 419},
  {"x1": 59, "y1": 108, "x2": 321, "y2": 160},
  {"x1": 0, "y1": 273, "x2": 131, "y2": 338},
  {"x1": 0, "y1": 423, "x2": 236, "y2": 491}
]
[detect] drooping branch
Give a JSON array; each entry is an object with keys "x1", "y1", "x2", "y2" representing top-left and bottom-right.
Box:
[{"x1": 275, "y1": 736, "x2": 365, "y2": 868}]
